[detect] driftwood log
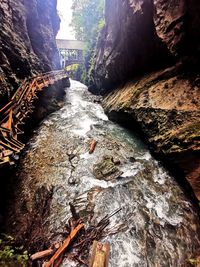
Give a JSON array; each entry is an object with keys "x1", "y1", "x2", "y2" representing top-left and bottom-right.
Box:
[
  {"x1": 31, "y1": 244, "x2": 60, "y2": 261},
  {"x1": 31, "y1": 206, "x2": 122, "y2": 267},
  {"x1": 89, "y1": 241, "x2": 110, "y2": 267},
  {"x1": 89, "y1": 140, "x2": 97, "y2": 154},
  {"x1": 31, "y1": 248, "x2": 55, "y2": 261},
  {"x1": 44, "y1": 223, "x2": 84, "y2": 267}
]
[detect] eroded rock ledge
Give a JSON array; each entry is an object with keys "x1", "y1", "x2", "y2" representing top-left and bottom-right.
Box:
[
  {"x1": 91, "y1": 0, "x2": 200, "y2": 199},
  {"x1": 103, "y1": 65, "x2": 200, "y2": 198}
]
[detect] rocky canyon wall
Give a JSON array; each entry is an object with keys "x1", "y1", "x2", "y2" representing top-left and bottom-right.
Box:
[
  {"x1": 0, "y1": 0, "x2": 61, "y2": 108},
  {"x1": 92, "y1": 0, "x2": 200, "y2": 199}
]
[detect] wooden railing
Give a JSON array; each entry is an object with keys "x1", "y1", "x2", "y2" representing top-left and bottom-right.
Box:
[{"x1": 0, "y1": 70, "x2": 68, "y2": 166}]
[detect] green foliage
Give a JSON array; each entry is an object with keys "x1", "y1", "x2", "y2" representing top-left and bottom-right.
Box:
[
  {"x1": 71, "y1": 0, "x2": 105, "y2": 42},
  {"x1": 71, "y1": 0, "x2": 105, "y2": 84},
  {"x1": 65, "y1": 64, "x2": 81, "y2": 80},
  {"x1": 0, "y1": 234, "x2": 29, "y2": 267}
]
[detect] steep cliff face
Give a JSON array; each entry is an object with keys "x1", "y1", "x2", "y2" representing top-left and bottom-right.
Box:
[
  {"x1": 153, "y1": 0, "x2": 200, "y2": 57},
  {"x1": 92, "y1": 0, "x2": 200, "y2": 92},
  {"x1": 92, "y1": 0, "x2": 200, "y2": 199},
  {"x1": 91, "y1": 0, "x2": 172, "y2": 92},
  {"x1": 0, "y1": 0, "x2": 61, "y2": 107}
]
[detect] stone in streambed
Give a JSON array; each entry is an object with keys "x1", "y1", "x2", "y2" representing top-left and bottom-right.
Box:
[
  {"x1": 129, "y1": 157, "x2": 136, "y2": 163},
  {"x1": 93, "y1": 155, "x2": 123, "y2": 181},
  {"x1": 68, "y1": 177, "x2": 80, "y2": 185},
  {"x1": 90, "y1": 0, "x2": 200, "y2": 200}
]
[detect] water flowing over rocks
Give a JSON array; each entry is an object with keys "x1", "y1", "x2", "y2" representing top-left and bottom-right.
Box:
[
  {"x1": 5, "y1": 81, "x2": 200, "y2": 266},
  {"x1": 102, "y1": 66, "x2": 200, "y2": 199},
  {"x1": 90, "y1": 0, "x2": 200, "y2": 200}
]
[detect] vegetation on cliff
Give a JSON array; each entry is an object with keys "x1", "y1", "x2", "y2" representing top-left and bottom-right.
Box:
[
  {"x1": 0, "y1": 234, "x2": 28, "y2": 267},
  {"x1": 71, "y1": 0, "x2": 105, "y2": 84}
]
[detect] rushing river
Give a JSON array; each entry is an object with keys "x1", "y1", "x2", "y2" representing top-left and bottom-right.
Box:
[{"x1": 8, "y1": 80, "x2": 200, "y2": 266}]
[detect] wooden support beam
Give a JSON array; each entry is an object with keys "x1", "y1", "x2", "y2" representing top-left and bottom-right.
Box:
[
  {"x1": 0, "y1": 70, "x2": 68, "y2": 166},
  {"x1": 2, "y1": 109, "x2": 13, "y2": 131},
  {"x1": 44, "y1": 223, "x2": 84, "y2": 267},
  {"x1": 0, "y1": 140, "x2": 20, "y2": 153}
]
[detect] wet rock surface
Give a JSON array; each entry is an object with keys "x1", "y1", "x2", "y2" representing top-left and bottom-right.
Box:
[
  {"x1": 90, "y1": 0, "x2": 200, "y2": 200},
  {"x1": 0, "y1": 0, "x2": 60, "y2": 107},
  {"x1": 91, "y1": 0, "x2": 200, "y2": 92},
  {"x1": 93, "y1": 155, "x2": 123, "y2": 181},
  {"x1": 103, "y1": 66, "x2": 200, "y2": 200},
  {"x1": 90, "y1": 0, "x2": 172, "y2": 92},
  {"x1": 5, "y1": 81, "x2": 200, "y2": 266}
]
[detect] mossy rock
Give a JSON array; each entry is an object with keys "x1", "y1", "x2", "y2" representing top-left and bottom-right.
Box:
[{"x1": 93, "y1": 155, "x2": 123, "y2": 181}]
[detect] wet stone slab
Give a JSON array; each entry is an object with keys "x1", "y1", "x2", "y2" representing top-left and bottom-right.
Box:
[
  {"x1": 6, "y1": 80, "x2": 200, "y2": 266},
  {"x1": 93, "y1": 155, "x2": 123, "y2": 181}
]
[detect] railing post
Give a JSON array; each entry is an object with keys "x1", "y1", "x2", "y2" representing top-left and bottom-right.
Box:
[{"x1": 0, "y1": 70, "x2": 68, "y2": 167}]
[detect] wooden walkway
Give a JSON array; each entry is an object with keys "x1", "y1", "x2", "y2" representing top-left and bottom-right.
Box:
[{"x1": 0, "y1": 70, "x2": 68, "y2": 167}]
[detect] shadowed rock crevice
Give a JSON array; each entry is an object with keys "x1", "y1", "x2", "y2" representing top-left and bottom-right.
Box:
[
  {"x1": 90, "y1": 0, "x2": 174, "y2": 93},
  {"x1": 91, "y1": 0, "x2": 200, "y2": 199}
]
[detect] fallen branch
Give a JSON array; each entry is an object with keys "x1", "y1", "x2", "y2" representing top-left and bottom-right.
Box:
[
  {"x1": 31, "y1": 248, "x2": 54, "y2": 261},
  {"x1": 54, "y1": 255, "x2": 64, "y2": 267},
  {"x1": 32, "y1": 207, "x2": 122, "y2": 267},
  {"x1": 44, "y1": 223, "x2": 84, "y2": 267},
  {"x1": 31, "y1": 244, "x2": 60, "y2": 261},
  {"x1": 68, "y1": 208, "x2": 122, "y2": 263},
  {"x1": 89, "y1": 140, "x2": 97, "y2": 154}
]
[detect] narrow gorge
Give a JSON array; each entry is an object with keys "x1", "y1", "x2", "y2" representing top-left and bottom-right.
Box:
[
  {"x1": 90, "y1": 0, "x2": 200, "y2": 200},
  {"x1": 0, "y1": 0, "x2": 199, "y2": 267}
]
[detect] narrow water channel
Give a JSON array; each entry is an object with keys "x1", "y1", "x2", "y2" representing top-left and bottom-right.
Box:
[{"x1": 7, "y1": 80, "x2": 200, "y2": 266}]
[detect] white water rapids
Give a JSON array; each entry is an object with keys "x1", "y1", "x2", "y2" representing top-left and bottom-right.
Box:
[{"x1": 8, "y1": 80, "x2": 200, "y2": 266}]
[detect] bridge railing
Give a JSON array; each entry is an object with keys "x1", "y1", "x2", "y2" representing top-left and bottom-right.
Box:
[{"x1": 0, "y1": 70, "x2": 68, "y2": 166}]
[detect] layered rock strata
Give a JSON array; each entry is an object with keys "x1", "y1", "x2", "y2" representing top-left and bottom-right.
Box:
[
  {"x1": 0, "y1": 0, "x2": 61, "y2": 108},
  {"x1": 92, "y1": 0, "x2": 200, "y2": 199}
]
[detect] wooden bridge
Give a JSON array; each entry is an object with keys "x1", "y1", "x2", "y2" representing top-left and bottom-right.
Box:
[
  {"x1": 56, "y1": 39, "x2": 85, "y2": 68},
  {"x1": 0, "y1": 70, "x2": 68, "y2": 167}
]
